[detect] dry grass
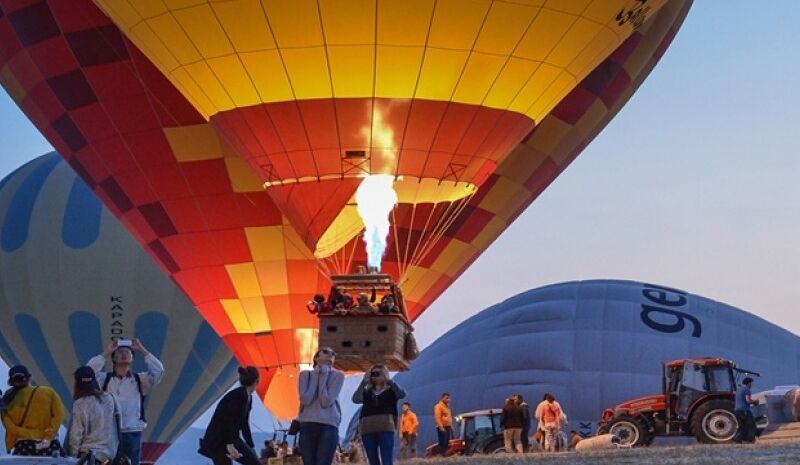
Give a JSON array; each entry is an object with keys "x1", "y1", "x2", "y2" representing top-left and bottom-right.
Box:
[{"x1": 401, "y1": 440, "x2": 800, "y2": 465}]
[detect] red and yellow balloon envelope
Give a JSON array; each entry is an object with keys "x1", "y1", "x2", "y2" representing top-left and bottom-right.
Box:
[{"x1": 0, "y1": 0, "x2": 691, "y2": 419}]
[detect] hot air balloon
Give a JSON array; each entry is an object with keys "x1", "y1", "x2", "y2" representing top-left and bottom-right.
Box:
[
  {"x1": 393, "y1": 280, "x2": 800, "y2": 448},
  {"x1": 0, "y1": 153, "x2": 238, "y2": 465},
  {"x1": 0, "y1": 0, "x2": 692, "y2": 418}
]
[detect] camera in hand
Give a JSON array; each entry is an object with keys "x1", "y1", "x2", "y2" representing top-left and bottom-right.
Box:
[
  {"x1": 117, "y1": 339, "x2": 133, "y2": 347},
  {"x1": 370, "y1": 371, "x2": 381, "y2": 378}
]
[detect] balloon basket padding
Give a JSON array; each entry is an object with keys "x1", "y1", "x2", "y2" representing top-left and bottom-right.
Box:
[{"x1": 319, "y1": 314, "x2": 411, "y2": 372}]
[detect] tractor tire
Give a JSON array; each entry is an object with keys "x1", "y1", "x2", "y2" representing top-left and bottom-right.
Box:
[
  {"x1": 482, "y1": 438, "x2": 506, "y2": 455},
  {"x1": 691, "y1": 399, "x2": 738, "y2": 444},
  {"x1": 604, "y1": 415, "x2": 653, "y2": 447}
]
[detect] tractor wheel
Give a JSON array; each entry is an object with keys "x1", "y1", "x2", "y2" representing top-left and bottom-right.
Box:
[
  {"x1": 691, "y1": 399, "x2": 738, "y2": 444},
  {"x1": 605, "y1": 415, "x2": 653, "y2": 447},
  {"x1": 482, "y1": 438, "x2": 506, "y2": 455}
]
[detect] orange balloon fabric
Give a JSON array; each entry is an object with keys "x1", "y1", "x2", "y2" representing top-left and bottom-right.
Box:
[{"x1": 0, "y1": 0, "x2": 692, "y2": 418}]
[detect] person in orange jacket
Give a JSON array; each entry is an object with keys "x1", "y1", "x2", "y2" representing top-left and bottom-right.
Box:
[
  {"x1": 433, "y1": 393, "x2": 453, "y2": 456},
  {"x1": 399, "y1": 402, "x2": 419, "y2": 459}
]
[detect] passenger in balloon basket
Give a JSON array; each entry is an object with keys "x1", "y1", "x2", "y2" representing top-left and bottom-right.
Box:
[
  {"x1": 66, "y1": 366, "x2": 120, "y2": 464},
  {"x1": 733, "y1": 377, "x2": 758, "y2": 443},
  {"x1": 355, "y1": 291, "x2": 378, "y2": 314},
  {"x1": 307, "y1": 295, "x2": 333, "y2": 316},
  {"x1": 298, "y1": 347, "x2": 345, "y2": 465},
  {"x1": 199, "y1": 366, "x2": 261, "y2": 465},
  {"x1": 352, "y1": 365, "x2": 407, "y2": 465},
  {"x1": 514, "y1": 395, "x2": 532, "y2": 452},
  {"x1": 0, "y1": 364, "x2": 67, "y2": 456},
  {"x1": 378, "y1": 295, "x2": 400, "y2": 315},
  {"x1": 432, "y1": 393, "x2": 453, "y2": 456},
  {"x1": 87, "y1": 338, "x2": 165, "y2": 465},
  {"x1": 500, "y1": 397, "x2": 524, "y2": 453},
  {"x1": 260, "y1": 439, "x2": 277, "y2": 462}
]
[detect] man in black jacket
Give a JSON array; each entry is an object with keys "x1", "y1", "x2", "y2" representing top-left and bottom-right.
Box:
[
  {"x1": 200, "y1": 367, "x2": 261, "y2": 465},
  {"x1": 515, "y1": 395, "x2": 531, "y2": 452}
]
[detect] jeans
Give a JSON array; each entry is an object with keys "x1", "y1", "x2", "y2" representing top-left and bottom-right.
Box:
[
  {"x1": 299, "y1": 422, "x2": 339, "y2": 465},
  {"x1": 399, "y1": 433, "x2": 417, "y2": 459},
  {"x1": 206, "y1": 438, "x2": 260, "y2": 465},
  {"x1": 734, "y1": 410, "x2": 756, "y2": 443},
  {"x1": 435, "y1": 426, "x2": 452, "y2": 455},
  {"x1": 119, "y1": 432, "x2": 142, "y2": 465},
  {"x1": 361, "y1": 432, "x2": 394, "y2": 465},
  {"x1": 521, "y1": 428, "x2": 530, "y2": 452}
]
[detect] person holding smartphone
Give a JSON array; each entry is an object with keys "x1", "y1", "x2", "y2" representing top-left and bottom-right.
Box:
[
  {"x1": 87, "y1": 338, "x2": 164, "y2": 465},
  {"x1": 352, "y1": 365, "x2": 406, "y2": 465},
  {"x1": 297, "y1": 347, "x2": 345, "y2": 465}
]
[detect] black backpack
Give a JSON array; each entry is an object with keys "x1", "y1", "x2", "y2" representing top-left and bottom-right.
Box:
[{"x1": 102, "y1": 373, "x2": 147, "y2": 422}]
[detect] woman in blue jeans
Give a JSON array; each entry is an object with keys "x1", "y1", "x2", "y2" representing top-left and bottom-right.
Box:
[
  {"x1": 298, "y1": 347, "x2": 345, "y2": 465},
  {"x1": 352, "y1": 365, "x2": 407, "y2": 465}
]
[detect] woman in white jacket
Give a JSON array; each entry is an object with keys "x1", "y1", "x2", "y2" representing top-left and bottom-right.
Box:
[{"x1": 68, "y1": 366, "x2": 119, "y2": 463}]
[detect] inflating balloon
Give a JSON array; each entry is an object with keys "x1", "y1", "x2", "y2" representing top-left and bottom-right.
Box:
[
  {"x1": 394, "y1": 279, "x2": 800, "y2": 448},
  {"x1": 0, "y1": 1, "x2": 692, "y2": 416}
]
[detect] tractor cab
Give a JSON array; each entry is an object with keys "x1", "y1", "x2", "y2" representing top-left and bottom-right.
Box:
[
  {"x1": 424, "y1": 409, "x2": 506, "y2": 457},
  {"x1": 315, "y1": 272, "x2": 417, "y2": 372},
  {"x1": 598, "y1": 357, "x2": 761, "y2": 447}
]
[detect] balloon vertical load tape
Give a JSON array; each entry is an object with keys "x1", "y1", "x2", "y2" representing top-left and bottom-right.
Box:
[{"x1": 575, "y1": 434, "x2": 621, "y2": 452}]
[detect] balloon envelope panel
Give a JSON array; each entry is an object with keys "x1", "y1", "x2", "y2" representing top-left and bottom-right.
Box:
[
  {"x1": 0, "y1": 153, "x2": 238, "y2": 463},
  {"x1": 393, "y1": 280, "x2": 800, "y2": 445},
  {"x1": 0, "y1": 0, "x2": 691, "y2": 416}
]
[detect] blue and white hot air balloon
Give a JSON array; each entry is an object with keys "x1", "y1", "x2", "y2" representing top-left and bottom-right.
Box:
[
  {"x1": 393, "y1": 279, "x2": 800, "y2": 447},
  {"x1": 0, "y1": 153, "x2": 238, "y2": 464}
]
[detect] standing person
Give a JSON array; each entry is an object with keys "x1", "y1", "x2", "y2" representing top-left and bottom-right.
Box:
[
  {"x1": 500, "y1": 397, "x2": 524, "y2": 453},
  {"x1": 539, "y1": 394, "x2": 562, "y2": 452},
  {"x1": 352, "y1": 365, "x2": 406, "y2": 465},
  {"x1": 433, "y1": 393, "x2": 453, "y2": 456},
  {"x1": 298, "y1": 347, "x2": 345, "y2": 465},
  {"x1": 87, "y1": 338, "x2": 164, "y2": 465},
  {"x1": 200, "y1": 366, "x2": 261, "y2": 465},
  {"x1": 0, "y1": 365, "x2": 66, "y2": 456},
  {"x1": 399, "y1": 402, "x2": 419, "y2": 459},
  {"x1": 67, "y1": 366, "x2": 119, "y2": 463},
  {"x1": 515, "y1": 395, "x2": 531, "y2": 452},
  {"x1": 734, "y1": 377, "x2": 758, "y2": 443}
]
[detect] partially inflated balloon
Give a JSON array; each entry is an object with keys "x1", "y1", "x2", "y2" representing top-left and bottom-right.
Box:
[
  {"x1": 0, "y1": 0, "x2": 691, "y2": 417},
  {"x1": 394, "y1": 279, "x2": 800, "y2": 447},
  {"x1": 0, "y1": 153, "x2": 237, "y2": 464}
]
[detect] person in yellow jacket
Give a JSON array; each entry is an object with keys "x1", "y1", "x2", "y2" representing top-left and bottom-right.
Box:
[
  {"x1": 433, "y1": 393, "x2": 453, "y2": 456},
  {"x1": 1, "y1": 365, "x2": 67, "y2": 456},
  {"x1": 399, "y1": 402, "x2": 419, "y2": 459}
]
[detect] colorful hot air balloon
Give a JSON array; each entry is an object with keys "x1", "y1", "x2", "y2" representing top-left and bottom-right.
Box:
[
  {"x1": 0, "y1": 153, "x2": 238, "y2": 465},
  {"x1": 0, "y1": 0, "x2": 692, "y2": 418}
]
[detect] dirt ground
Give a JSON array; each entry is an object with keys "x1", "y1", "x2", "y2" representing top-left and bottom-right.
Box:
[{"x1": 402, "y1": 441, "x2": 800, "y2": 465}]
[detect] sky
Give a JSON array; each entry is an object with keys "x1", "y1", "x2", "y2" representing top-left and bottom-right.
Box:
[{"x1": 1, "y1": 0, "x2": 800, "y2": 454}]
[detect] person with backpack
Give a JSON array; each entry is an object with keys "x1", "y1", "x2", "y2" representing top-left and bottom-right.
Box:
[
  {"x1": 87, "y1": 339, "x2": 164, "y2": 465},
  {"x1": 67, "y1": 366, "x2": 120, "y2": 463},
  {"x1": 1, "y1": 365, "x2": 67, "y2": 456}
]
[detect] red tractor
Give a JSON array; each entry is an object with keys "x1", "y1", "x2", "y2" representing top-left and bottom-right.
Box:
[{"x1": 597, "y1": 357, "x2": 761, "y2": 447}]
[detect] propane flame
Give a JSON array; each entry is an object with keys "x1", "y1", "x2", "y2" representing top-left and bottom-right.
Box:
[{"x1": 355, "y1": 175, "x2": 397, "y2": 271}]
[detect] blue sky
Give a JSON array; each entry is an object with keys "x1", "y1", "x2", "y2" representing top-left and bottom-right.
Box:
[{"x1": 1, "y1": 0, "x2": 799, "y2": 445}]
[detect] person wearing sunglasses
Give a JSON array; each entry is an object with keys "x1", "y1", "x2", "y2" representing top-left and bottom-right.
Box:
[
  {"x1": 352, "y1": 365, "x2": 406, "y2": 465},
  {"x1": 298, "y1": 347, "x2": 345, "y2": 465}
]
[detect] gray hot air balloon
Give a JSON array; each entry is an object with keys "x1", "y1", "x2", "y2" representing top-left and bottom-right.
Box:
[
  {"x1": 0, "y1": 153, "x2": 238, "y2": 464},
  {"x1": 393, "y1": 279, "x2": 800, "y2": 448}
]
